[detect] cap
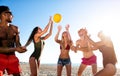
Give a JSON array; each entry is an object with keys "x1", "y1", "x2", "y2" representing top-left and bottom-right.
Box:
[{"x1": 0, "y1": 6, "x2": 10, "y2": 15}]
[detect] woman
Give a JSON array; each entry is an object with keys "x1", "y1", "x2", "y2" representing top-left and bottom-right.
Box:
[
  {"x1": 71, "y1": 28, "x2": 97, "y2": 76},
  {"x1": 54, "y1": 24, "x2": 73, "y2": 76},
  {"x1": 25, "y1": 16, "x2": 53, "y2": 76},
  {"x1": 88, "y1": 31, "x2": 117, "y2": 76}
]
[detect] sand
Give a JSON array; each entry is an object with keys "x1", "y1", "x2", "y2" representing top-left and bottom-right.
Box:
[{"x1": 3, "y1": 62, "x2": 120, "y2": 76}]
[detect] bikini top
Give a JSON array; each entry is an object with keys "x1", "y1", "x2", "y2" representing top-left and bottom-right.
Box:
[{"x1": 60, "y1": 44, "x2": 70, "y2": 50}]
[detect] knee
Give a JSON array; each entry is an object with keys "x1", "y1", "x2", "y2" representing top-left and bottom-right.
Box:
[
  {"x1": 78, "y1": 71, "x2": 82, "y2": 76},
  {"x1": 57, "y1": 74, "x2": 61, "y2": 76},
  {"x1": 106, "y1": 63, "x2": 116, "y2": 70},
  {"x1": 31, "y1": 72, "x2": 37, "y2": 76},
  {"x1": 105, "y1": 63, "x2": 116, "y2": 75},
  {"x1": 57, "y1": 70, "x2": 62, "y2": 76}
]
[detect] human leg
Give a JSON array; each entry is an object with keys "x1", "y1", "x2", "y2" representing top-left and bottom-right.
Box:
[
  {"x1": 92, "y1": 64, "x2": 97, "y2": 75},
  {"x1": 37, "y1": 59, "x2": 40, "y2": 69},
  {"x1": 29, "y1": 57, "x2": 37, "y2": 76},
  {"x1": 57, "y1": 64, "x2": 63, "y2": 76},
  {"x1": 65, "y1": 64, "x2": 71, "y2": 76},
  {"x1": 0, "y1": 54, "x2": 8, "y2": 76},
  {"x1": 7, "y1": 55, "x2": 21, "y2": 76},
  {"x1": 94, "y1": 63, "x2": 116, "y2": 76},
  {"x1": 78, "y1": 64, "x2": 87, "y2": 76}
]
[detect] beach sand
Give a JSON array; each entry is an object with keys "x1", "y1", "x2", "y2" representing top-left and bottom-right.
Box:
[{"x1": 3, "y1": 62, "x2": 120, "y2": 76}]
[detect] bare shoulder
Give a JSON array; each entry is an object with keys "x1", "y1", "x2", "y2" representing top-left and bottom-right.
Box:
[
  {"x1": 9, "y1": 24, "x2": 19, "y2": 32},
  {"x1": 76, "y1": 39, "x2": 81, "y2": 45},
  {"x1": 10, "y1": 24, "x2": 18, "y2": 29},
  {"x1": 76, "y1": 39, "x2": 81, "y2": 43}
]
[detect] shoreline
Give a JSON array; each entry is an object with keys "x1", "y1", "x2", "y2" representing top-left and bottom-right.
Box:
[{"x1": 19, "y1": 62, "x2": 120, "y2": 76}]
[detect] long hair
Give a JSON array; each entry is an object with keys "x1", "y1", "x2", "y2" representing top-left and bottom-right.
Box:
[
  {"x1": 25, "y1": 27, "x2": 39, "y2": 47},
  {"x1": 61, "y1": 31, "x2": 71, "y2": 49},
  {"x1": 61, "y1": 31, "x2": 67, "y2": 42}
]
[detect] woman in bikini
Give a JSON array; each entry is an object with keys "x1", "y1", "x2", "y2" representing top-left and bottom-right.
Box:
[
  {"x1": 24, "y1": 16, "x2": 53, "y2": 76},
  {"x1": 71, "y1": 28, "x2": 97, "y2": 76},
  {"x1": 54, "y1": 24, "x2": 73, "y2": 76}
]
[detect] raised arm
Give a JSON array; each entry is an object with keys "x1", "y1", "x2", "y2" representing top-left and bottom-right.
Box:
[
  {"x1": 42, "y1": 17, "x2": 53, "y2": 40},
  {"x1": 38, "y1": 16, "x2": 52, "y2": 37},
  {"x1": 54, "y1": 25, "x2": 62, "y2": 43},
  {"x1": 65, "y1": 24, "x2": 72, "y2": 41},
  {"x1": 86, "y1": 35, "x2": 104, "y2": 48}
]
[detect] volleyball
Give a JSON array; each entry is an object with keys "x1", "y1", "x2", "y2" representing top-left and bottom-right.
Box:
[{"x1": 53, "y1": 13, "x2": 62, "y2": 23}]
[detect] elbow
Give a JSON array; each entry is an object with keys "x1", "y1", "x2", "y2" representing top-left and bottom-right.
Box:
[
  {"x1": 48, "y1": 32, "x2": 52, "y2": 38},
  {"x1": 54, "y1": 39, "x2": 57, "y2": 42},
  {"x1": 44, "y1": 29, "x2": 48, "y2": 34},
  {"x1": 54, "y1": 38, "x2": 57, "y2": 42},
  {"x1": 48, "y1": 30, "x2": 52, "y2": 35}
]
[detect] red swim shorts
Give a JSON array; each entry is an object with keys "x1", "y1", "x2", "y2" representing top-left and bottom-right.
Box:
[
  {"x1": 81, "y1": 55, "x2": 97, "y2": 65},
  {"x1": 0, "y1": 54, "x2": 21, "y2": 75}
]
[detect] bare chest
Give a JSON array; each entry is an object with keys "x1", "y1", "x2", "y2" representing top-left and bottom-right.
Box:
[
  {"x1": 0, "y1": 27, "x2": 16, "y2": 40},
  {"x1": 79, "y1": 40, "x2": 88, "y2": 47}
]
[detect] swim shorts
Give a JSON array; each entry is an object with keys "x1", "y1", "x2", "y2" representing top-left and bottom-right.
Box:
[
  {"x1": 81, "y1": 55, "x2": 97, "y2": 65},
  {"x1": 57, "y1": 58, "x2": 71, "y2": 66},
  {"x1": 0, "y1": 54, "x2": 21, "y2": 75}
]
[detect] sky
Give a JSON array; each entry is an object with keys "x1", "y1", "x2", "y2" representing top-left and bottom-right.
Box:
[{"x1": 0, "y1": 0, "x2": 120, "y2": 68}]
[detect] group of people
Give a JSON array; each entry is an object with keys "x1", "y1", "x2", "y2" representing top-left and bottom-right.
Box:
[
  {"x1": 55, "y1": 25, "x2": 117, "y2": 76},
  {"x1": 0, "y1": 5, "x2": 117, "y2": 76},
  {"x1": 0, "y1": 5, "x2": 53, "y2": 76}
]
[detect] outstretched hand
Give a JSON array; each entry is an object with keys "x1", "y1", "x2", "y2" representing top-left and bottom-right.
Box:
[
  {"x1": 16, "y1": 46, "x2": 27, "y2": 53},
  {"x1": 65, "y1": 24, "x2": 70, "y2": 31},
  {"x1": 49, "y1": 16, "x2": 52, "y2": 21},
  {"x1": 71, "y1": 46, "x2": 77, "y2": 53},
  {"x1": 57, "y1": 25, "x2": 62, "y2": 32}
]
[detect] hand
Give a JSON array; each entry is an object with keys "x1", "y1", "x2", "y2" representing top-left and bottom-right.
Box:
[
  {"x1": 65, "y1": 24, "x2": 70, "y2": 31},
  {"x1": 49, "y1": 16, "x2": 53, "y2": 24},
  {"x1": 16, "y1": 46, "x2": 27, "y2": 53},
  {"x1": 49, "y1": 16, "x2": 52, "y2": 21},
  {"x1": 57, "y1": 25, "x2": 62, "y2": 32},
  {"x1": 71, "y1": 46, "x2": 77, "y2": 53}
]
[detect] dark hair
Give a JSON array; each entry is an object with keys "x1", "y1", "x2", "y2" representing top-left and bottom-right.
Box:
[
  {"x1": 25, "y1": 27, "x2": 39, "y2": 46},
  {"x1": 0, "y1": 6, "x2": 10, "y2": 15}
]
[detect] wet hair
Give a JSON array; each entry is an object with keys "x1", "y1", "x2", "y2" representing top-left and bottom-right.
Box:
[
  {"x1": 0, "y1": 6, "x2": 10, "y2": 15},
  {"x1": 25, "y1": 27, "x2": 39, "y2": 46}
]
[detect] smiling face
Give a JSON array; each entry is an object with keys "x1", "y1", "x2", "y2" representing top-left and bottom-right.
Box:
[
  {"x1": 1, "y1": 10, "x2": 13, "y2": 23},
  {"x1": 78, "y1": 28, "x2": 87, "y2": 38}
]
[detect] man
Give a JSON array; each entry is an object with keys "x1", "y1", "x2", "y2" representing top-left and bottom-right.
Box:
[
  {"x1": 0, "y1": 6, "x2": 26, "y2": 76},
  {"x1": 88, "y1": 31, "x2": 117, "y2": 76}
]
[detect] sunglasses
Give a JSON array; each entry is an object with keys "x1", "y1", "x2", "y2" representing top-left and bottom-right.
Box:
[{"x1": 4, "y1": 11, "x2": 12, "y2": 15}]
